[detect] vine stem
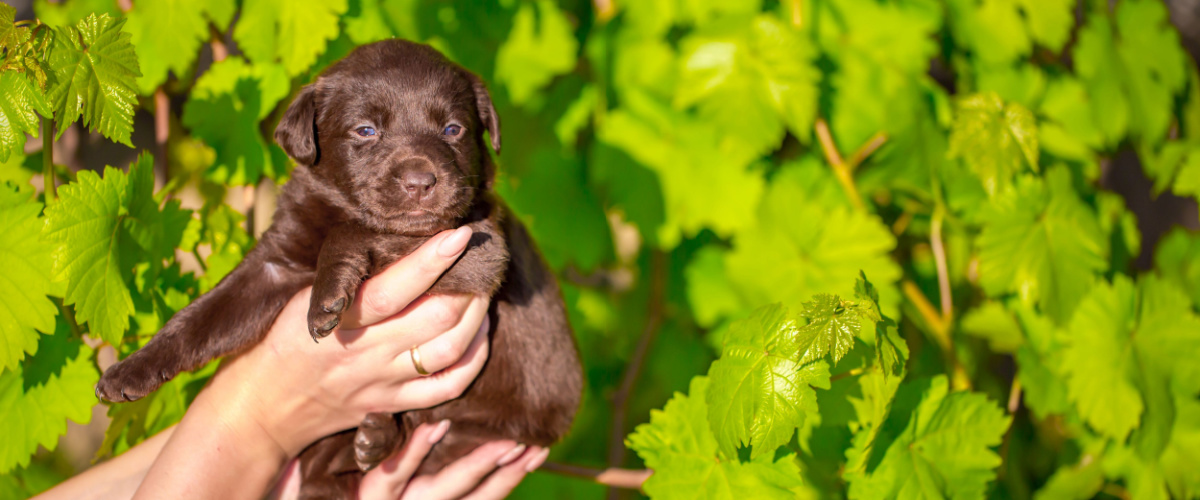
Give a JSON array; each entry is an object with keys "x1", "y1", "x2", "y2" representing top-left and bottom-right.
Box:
[
  {"x1": 541, "y1": 462, "x2": 650, "y2": 490},
  {"x1": 605, "y1": 250, "x2": 665, "y2": 500},
  {"x1": 154, "y1": 88, "x2": 170, "y2": 190},
  {"x1": 814, "y1": 120, "x2": 888, "y2": 212},
  {"x1": 829, "y1": 367, "x2": 865, "y2": 383},
  {"x1": 42, "y1": 116, "x2": 55, "y2": 200},
  {"x1": 902, "y1": 280, "x2": 970, "y2": 389},
  {"x1": 930, "y1": 207, "x2": 952, "y2": 320}
]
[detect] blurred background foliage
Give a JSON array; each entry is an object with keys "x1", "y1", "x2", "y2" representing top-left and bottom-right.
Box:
[{"x1": 1, "y1": 0, "x2": 1200, "y2": 498}]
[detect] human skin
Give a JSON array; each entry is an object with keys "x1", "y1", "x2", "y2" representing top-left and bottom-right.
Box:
[{"x1": 37, "y1": 227, "x2": 547, "y2": 500}]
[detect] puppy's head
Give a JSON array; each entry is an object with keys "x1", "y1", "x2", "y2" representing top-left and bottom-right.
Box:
[{"x1": 275, "y1": 40, "x2": 501, "y2": 235}]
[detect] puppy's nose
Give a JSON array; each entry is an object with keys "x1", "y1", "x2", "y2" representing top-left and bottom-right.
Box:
[{"x1": 402, "y1": 171, "x2": 437, "y2": 199}]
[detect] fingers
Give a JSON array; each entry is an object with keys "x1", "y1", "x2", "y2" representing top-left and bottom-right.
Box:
[
  {"x1": 341, "y1": 226, "x2": 473, "y2": 329},
  {"x1": 394, "y1": 299, "x2": 488, "y2": 377},
  {"x1": 358, "y1": 420, "x2": 451, "y2": 500},
  {"x1": 392, "y1": 311, "x2": 490, "y2": 409},
  {"x1": 399, "y1": 442, "x2": 537, "y2": 500},
  {"x1": 460, "y1": 447, "x2": 549, "y2": 500}
]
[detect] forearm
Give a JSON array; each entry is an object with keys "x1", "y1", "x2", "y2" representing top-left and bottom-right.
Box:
[
  {"x1": 33, "y1": 426, "x2": 175, "y2": 500},
  {"x1": 132, "y1": 375, "x2": 289, "y2": 500}
]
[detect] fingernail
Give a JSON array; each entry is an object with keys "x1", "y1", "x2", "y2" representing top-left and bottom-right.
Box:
[
  {"x1": 437, "y1": 227, "x2": 472, "y2": 257},
  {"x1": 496, "y1": 444, "x2": 526, "y2": 466},
  {"x1": 525, "y1": 448, "x2": 550, "y2": 472},
  {"x1": 427, "y1": 420, "x2": 451, "y2": 444}
]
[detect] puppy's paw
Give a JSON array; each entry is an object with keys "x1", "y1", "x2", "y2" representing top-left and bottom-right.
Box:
[
  {"x1": 307, "y1": 293, "x2": 349, "y2": 341},
  {"x1": 354, "y1": 412, "x2": 401, "y2": 471},
  {"x1": 95, "y1": 352, "x2": 176, "y2": 403}
]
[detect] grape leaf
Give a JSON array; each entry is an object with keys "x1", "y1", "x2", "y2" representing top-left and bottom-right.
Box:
[
  {"x1": 125, "y1": 0, "x2": 208, "y2": 94},
  {"x1": 1114, "y1": 0, "x2": 1188, "y2": 146},
  {"x1": 843, "y1": 368, "x2": 902, "y2": 474},
  {"x1": 0, "y1": 336, "x2": 97, "y2": 473},
  {"x1": 1154, "y1": 228, "x2": 1200, "y2": 306},
  {"x1": 1039, "y1": 77, "x2": 1105, "y2": 159},
  {"x1": 32, "y1": 0, "x2": 120, "y2": 28},
  {"x1": 946, "y1": 0, "x2": 1030, "y2": 65},
  {"x1": 599, "y1": 90, "x2": 764, "y2": 247},
  {"x1": 626, "y1": 376, "x2": 804, "y2": 499},
  {"x1": 846, "y1": 376, "x2": 1011, "y2": 500},
  {"x1": 976, "y1": 168, "x2": 1108, "y2": 325},
  {"x1": 960, "y1": 301, "x2": 1023, "y2": 354},
  {"x1": 724, "y1": 161, "x2": 901, "y2": 318},
  {"x1": 684, "y1": 246, "x2": 744, "y2": 329},
  {"x1": 494, "y1": 0, "x2": 577, "y2": 106},
  {"x1": 233, "y1": 0, "x2": 348, "y2": 76},
  {"x1": 1062, "y1": 275, "x2": 1200, "y2": 441},
  {"x1": 795, "y1": 294, "x2": 859, "y2": 366},
  {"x1": 1104, "y1": 394, "x2": 1200, "y2": 500},
  {"x1": 1015, "y1": 0, "x2": 1074, "y2": 51},
  {"x1": 0, "y1": 184, "x2": 57, "y2": 372},
  {"x1": 45, "y1": 13, "x2": 140, "y2": 146},
  {"x1": 676, "y1": 14, "x2": 818, "y2": 153},
  {"x1": 42, "y1": 154, "x2": 189, "y2": 345},
  {"x1": 706, "y1": 304, "x2": 831, "y2": 459},
  {"x1": 947, "y1": 92, "x2": 1038, "y2": 196},
  {"x1": 182, "y1": 57, "x2": 289, "y2": 184},
  {"x1": 1072, "y1": 14, "x2": 1127, "y2": 146},
  {"x1": 0, "y1": 71, "x2": 51, "y2": 163}
]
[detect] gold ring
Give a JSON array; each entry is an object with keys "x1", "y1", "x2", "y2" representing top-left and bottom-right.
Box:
[{"x1": 411, "y1": 345, "x2": 430, "y2": 376}]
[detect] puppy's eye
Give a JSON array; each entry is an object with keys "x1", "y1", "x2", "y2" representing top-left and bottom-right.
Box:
[
  {"x1": 442, "y1": 124, "x2": 463, "y2": 137},
  {"x1": 355, "y1": 126, "x2": 377, "y2": 137}
]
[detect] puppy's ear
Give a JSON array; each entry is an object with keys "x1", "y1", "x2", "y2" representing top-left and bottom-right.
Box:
[
  {"x1": 470, "y1": 76, "x2": 501, "y2": 154},
  {"x1": 275, "y1": 84, "x2": 319, "y2": 166}
]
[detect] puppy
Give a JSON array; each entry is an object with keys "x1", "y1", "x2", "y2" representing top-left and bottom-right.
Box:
[{"x1": 95, "y1": 40, "x2": 582, "y2": 498}]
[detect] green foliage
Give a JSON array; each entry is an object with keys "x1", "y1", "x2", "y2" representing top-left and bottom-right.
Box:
[{"x1": 2, "y1": 1, "x2": 1200, "y2": 499}]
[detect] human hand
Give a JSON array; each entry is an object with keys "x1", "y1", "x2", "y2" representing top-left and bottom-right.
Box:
[
  {"x1": 133, "y1": 226, "x2": 493, "y2": 500},
  {"x1": 220, "y1": 225, "x2": 493, "y2": 456},
  {"x1": 274, "y1": 423, "x2": 550, "y2": 500}
]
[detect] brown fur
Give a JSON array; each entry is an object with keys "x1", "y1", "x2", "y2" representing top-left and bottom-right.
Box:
[{"x1": 94, "y1": 40, "x2": 582, "y2": 498}]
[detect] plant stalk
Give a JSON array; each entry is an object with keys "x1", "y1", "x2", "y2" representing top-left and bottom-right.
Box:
[
  {"x1": 42, "y1": 116, "x2": 55, "y2": 200},
  {"x1": 541, "y1": 462, "x2": 650, "y2": 490}
]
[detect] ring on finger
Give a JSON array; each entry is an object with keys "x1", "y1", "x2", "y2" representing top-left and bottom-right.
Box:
[{"x1": 410, "y1": 345, "x2": 431, "y2": 376}]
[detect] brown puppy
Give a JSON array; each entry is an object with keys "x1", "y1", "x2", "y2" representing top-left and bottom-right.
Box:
[{"x1": 94, "y1": 40, "x2": 582, "y2": 498}]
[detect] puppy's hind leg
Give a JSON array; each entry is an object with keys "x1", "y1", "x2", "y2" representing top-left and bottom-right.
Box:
[{"x1": 96, "y1": 256, "x2": 313, "y2": 402}]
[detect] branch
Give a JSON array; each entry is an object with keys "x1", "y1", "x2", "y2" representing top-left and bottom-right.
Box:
[
  {"x1": 847, "y1": 132, "x2": 887, "y2": 172},
  {"x1": 605, "y1": 250, "x2": 666, "y2": 500},
  {"x1": 930, "y1": 208, "x2": 952, "y2": 320},
  {"x1": 829, "y1": 367, "x2": 865, "y2": 383},
  {"x1": 154, "y1": 88, "x2": 170, "y2": 191},
  {"x1": 210, "y1": 24, "x2": 228, "y2": 62},
  {"x1": 902, "y1": 280, "x2": 970, "y2": 389},
  {"x1": 42, "y1": 116, "x2": 55, "y2": 200},
  {"x1": 786, "y1": 0, "x2": 803, "y2": 27},
  {"x1": 815, "y1": 119, "x2": 881, "y2": 212},
  {"x1": 541, "y1": 462, "x2": 650, "y2": 490}
]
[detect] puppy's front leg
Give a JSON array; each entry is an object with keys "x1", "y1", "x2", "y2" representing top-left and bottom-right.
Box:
[
  {"x1": 308, "y1": 230, "x2": 372, "y2": 340},
  {"x1": 96, "y1": 253, "x2": 313, "y2": 402}
]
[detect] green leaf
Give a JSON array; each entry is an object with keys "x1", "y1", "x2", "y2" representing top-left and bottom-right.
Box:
[
  {"x1": 1015, "y1": 0, "x2": 1074, "y2": 51},
  {"x1": 599, "y1": 90, "x2": 765, "y2": 247},
  {"x1": 125, "y1": 0, "x2": 208, "y2": 93},
  {"x1": 846, "y1": 376, "x2": 1011, "y2": 500},
  {"x1": 946, "y1": 0, "x2": 1030, "y2": 65},
  {"x1": 627, "y1": 376, "x2": 804, "y2": 500},
  {"x1": 494, "y1": 0, "x2": 577, "y2": 106},
  {"x1": 233, "y1": 0, "x2": 349, "y2": 76},
  {"x1": 182, "y1": 57, "x2": 289, "y2": 184},
  {"x1": 724, "y1": 160, "x2": 901, "y2": 318},
  {"x1": 685, "y1": 246, "x2": 745, "y2": 329},
  {"x1": 1114, "y1": 0, "x2": 1188, "y2": 146},
  {"x1": 960, "y1": 301, "x2": 1023, "y2": 354},
  {"x1": 0, "y1": 184, "x2": 57, "y2": 372},
  {"x1": 0, "y1": 335, "x2": 97, "y2": 473},
  {"x1": 1072, "y1": 14, "x2": 1127, "y2": 146},
  {"x1": 843, "y1": 368, "x2": 903, "y2": 474},
  {"x1": 676, "y1": 14, "x2": 818, "y2": 152},
  {"x1": 42, "y1": 154, "x2": 189, "y2": 345},
  {"x1": 0, "y1": 71, "x2": 51, "y2": 163},
  {"x1": 947, "y1": 92, "x2": 1038, "y2": 196},
  {"x1": 1154, "y1": 228, "x2": 1200, "y2": 306},
  {"x1": 33, "y1": 0, "x2": 120, "y2": 28},
  {"x1": 795, "y1": 294, "x2": 859, "y2": 366},
  {"x1": 1062, "y1": 275, "x2": 1200, "y2": 441},
  {"x1": 706, "y1": 304, "x2": 831, "y2": 459},
  {"x1": 46, "y1": 13, "x2": 141, "y2": 146},
  {"x1": 976, "y1": 167, "x2": 1108, "y2": 325}
]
